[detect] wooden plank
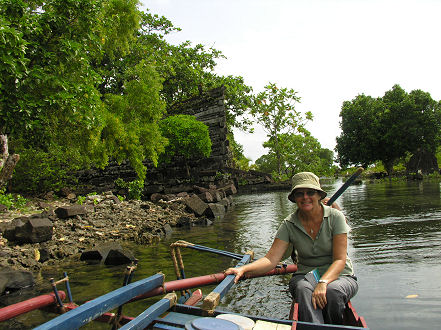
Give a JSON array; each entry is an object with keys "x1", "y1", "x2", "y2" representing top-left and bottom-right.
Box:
[
  {"x1": 34, "y1": 273, "x2": 164, "y2": 330},
  {"x1": 119, "y1": 293, "x2": 176, "y2": 330},
  {"x1": 254, "y1": 320, "x2": 282, "y2": 330}
]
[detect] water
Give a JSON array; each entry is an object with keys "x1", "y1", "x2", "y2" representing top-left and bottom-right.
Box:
[{"x1": 3, "y1": 179, "x2": 441, "y2": 329}]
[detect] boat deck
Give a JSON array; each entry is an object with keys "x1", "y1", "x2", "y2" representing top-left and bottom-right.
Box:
[{"x1": 151, "y1": 304, "x2": 367, "y2": 330}]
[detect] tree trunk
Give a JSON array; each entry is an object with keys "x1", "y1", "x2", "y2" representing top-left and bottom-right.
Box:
[
  {"x1": 0, "y1": 134, "x2": 20, "y2": 189},
  {"x1": 384, "y1": 159, "x2": 394, "y2": 177},
  {"x1": 0, "y1": 134, "x2": 8, "y2": 168}
]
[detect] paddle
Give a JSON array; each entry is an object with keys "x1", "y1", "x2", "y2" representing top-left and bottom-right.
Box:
[{"x1": 326, "y1": 167, "x2": 364, "y2": 206}]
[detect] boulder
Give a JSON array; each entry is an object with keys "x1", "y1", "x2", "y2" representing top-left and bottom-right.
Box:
[
  {"x1": 163, "y1": 194, "x2": 177, "y2": 201},
  {"x1": 193, "y1": 185, "x2": 209, "y2": 194},
  {"x1": 150, "y1": 193, "x2": 164, "y2": 203},
  {"x1": 3, "y1": 217, "x2": 53, "y2": 243},
  {"x1": 80, "y1": 242, "x2": 136, "y2": 265},
  {"x1": 0, "y1": 268, "x2": 35, "y2": 295},
  {"x1": 220, "y1": 183, "x2": 237, "y2": 196},
  {"x1": 195, "y1": 217, "x2": 213, "y2": 226},
  {"x1": 208, "y1": 189, "x2": 222, "y2": 203},
  {"x1": 176, "y1": 216, "x2": 192, "y2": 227},
  {"x1": 55, "y1": 205, "x2": 88, "y2": 219},
  {"x1": 219, "y1": 197, "x2": 230, "y2": 209},
  {"x1": 162, "y1": 224, "x2": 173, "y2": 237},
  {"x1": 198, "y1": 191, "x2": 214, "y2": 203},
  {"x1": 205, "y1": 203, "x2": 226, "y2": 220},
  {"x1": 38, "y1": 248, "x2": 51, "y2": 263},
  {"x1": 104, "y1": 248, "x2": 136, "y2": 266},
  {"x1": 2, "y1": 217, "x2": 24, "y2": 240},
  {"x1": 176, "y1": 192, "x2": 189, "y2": 198},
  {"x1": 183, "y1": 195, "x2": 208, "y2": 216}
]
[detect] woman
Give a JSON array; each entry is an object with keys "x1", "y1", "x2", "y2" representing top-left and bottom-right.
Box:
[{"x1": 225, "y1": 172, "x2": 358, "y2": 324}]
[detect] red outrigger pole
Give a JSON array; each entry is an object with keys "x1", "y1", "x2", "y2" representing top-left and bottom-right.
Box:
[
  {"x1": 130, "y1": 264, "x2": 298, "y2": 302},
  {"x1": 0, "y1": 264, "x2": 297, "y2": 325},
  {"x1": 0, "y1": 291, "x2": 66, "y2": 322}
]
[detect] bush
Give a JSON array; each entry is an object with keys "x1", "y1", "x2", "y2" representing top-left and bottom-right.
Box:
[
  {"x1": 159, "y1": 115, "x2": 212, "y2": 164},
  {"x1": 10, "y1": 148, "x2": 77, "y2": 194},
  {"x1": 115, "y1": 178, "x2": 144, "y2": 200},
  {"x1": 0, "y1": 188, "x2": 28, "y2": 210}
]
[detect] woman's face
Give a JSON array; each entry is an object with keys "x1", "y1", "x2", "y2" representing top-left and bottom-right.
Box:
[{"x1": 293, "y1": 189, "x2": 321, "y2": 211}]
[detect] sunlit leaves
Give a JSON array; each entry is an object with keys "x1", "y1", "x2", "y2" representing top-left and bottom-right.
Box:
[
  {"x1": 102, "y1": 60, "x2": 167, "y2": 179},
  {"x1": 250, "y1": 83, "x2": 311, "y2": 174},
  {"x1": 159, "y1": 115, "x2": 212, "y2": 169}
]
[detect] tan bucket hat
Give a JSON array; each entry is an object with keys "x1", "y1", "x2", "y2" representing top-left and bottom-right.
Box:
[{"x1": 288, "y1": 172, "x2": 327, "y2": 203}]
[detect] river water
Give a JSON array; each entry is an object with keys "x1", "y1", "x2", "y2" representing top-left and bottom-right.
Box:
[{"x1": 6, "y1": 179, "x2": 441, "y2": 329}]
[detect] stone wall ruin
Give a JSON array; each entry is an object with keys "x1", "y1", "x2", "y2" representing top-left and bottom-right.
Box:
[{"x1": 78, "y1": 87, "x2": 236, "y2": 195}]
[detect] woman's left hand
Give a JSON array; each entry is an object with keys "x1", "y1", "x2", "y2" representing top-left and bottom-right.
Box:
[
  {"x1": 322, "y1": 198, "x2": 341, "y2": 210},
  {"x1": 312, "y1": 282, "x2": 327, "y2": 309}
]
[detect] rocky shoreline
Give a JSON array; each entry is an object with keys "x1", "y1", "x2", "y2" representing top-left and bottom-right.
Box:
[{"x1": 0, "y1": 184, "x2": 237, "y2": 295}]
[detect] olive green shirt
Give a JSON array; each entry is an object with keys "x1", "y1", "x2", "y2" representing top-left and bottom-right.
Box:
[{"x1": 276, "y1": 204, "x2": 354, "y2": 276}]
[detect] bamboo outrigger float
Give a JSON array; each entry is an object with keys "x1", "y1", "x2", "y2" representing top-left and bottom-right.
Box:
[{"x1": 0, "y1": 240, "x2": 367, "y2": 329}]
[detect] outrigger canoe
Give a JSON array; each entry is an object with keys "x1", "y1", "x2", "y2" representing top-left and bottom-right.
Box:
[{"x1": 0, "y1": 241, "x2": 367, "y2": 329}]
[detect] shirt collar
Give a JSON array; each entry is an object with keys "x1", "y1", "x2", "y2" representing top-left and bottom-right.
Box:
[{"x1": 288, "y1": 203, "x2": 331, "y2": 224}]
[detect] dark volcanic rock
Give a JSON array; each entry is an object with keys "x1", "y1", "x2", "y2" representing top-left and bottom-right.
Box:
[
  {"x1": 104, "y1": 248, "x2": 136, "y2": 266},
  {"x1": 0, "y1": 268, "x2": 35, "y2": 295},
  {"x1": 80, "y1": 242, "x2": 135, "y2": 265},
  {"x1": 205, "y1": 203, "x2": 226, "y2": 219},
  {"x1": 183, "y1": 195, "x2": 208, "y2": 216},
  {"x1": 55, "y1": 205, "x2": 88, "y2": 218},
  {"x1": 3, "y1": 217, "x2": 53, "y2": 243}
]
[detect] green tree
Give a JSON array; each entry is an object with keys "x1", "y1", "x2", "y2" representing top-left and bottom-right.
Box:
[
  {"x1": 336, "y1": 84, "x2": 441, "y2": 175},
  {"x1": 159, "y1": 115, "x2": 212, "y2": 176},
  {"x1": 251, "y1": 83, "x2": 312, "y2": 175},
  {"x1": 227, "y1": 132, "x2": 251, "y2": 170},
  {"x1": 102, "y1": 60, "x2": 167, "y2": 180},
  {"x1": 255, "y1": 154, "x2": 278, "y2": 175},
  {"x1": 1, "y1": 0, "x2": 169, "y2": 192},
  {"x1": 1, "y1": 1, "x2": 255, "y2": 192},
  {"x1": 336, "y1": 94, "x2": 383, "y2": 170},
  {"x1": 259, "y1": 131, "x2": 333, "y2": 179},
  {"x1": 111, "y1": 11, "x2": 254, "y2": 131}
]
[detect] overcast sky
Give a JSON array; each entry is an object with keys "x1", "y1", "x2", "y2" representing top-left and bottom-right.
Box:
[{"x1": 141, "y1": 0, "x2": 441, "y2": 162}]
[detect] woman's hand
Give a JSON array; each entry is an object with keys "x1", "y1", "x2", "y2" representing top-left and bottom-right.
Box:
[
  {"x1": 322, "y1": 198, "x2": 341, "y2": 210},
  {"x1": 224, "y1": 267, "x2": 246, "y2": 283},
  {"x1": 312, "y1": 282, "x2": 327, "y2": 309}
]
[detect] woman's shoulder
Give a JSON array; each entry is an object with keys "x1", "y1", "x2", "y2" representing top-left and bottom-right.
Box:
[
  {"x1": 322, "y1": 204, "x2": 346, "y2": 223},
  {"x1": 322, "y1": 203, "x2": 344, "y2": 216},
  {"x1": 285, "y1": 209, "x2": 299, "y2": 224}
]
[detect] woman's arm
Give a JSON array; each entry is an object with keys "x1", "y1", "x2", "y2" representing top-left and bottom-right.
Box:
[
  {"x1": 312, "y1": 233, "x2": 347, "y2": 309},
  {"x1": 224, "y1": 238, "x2": 289, "y2": 283}
]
